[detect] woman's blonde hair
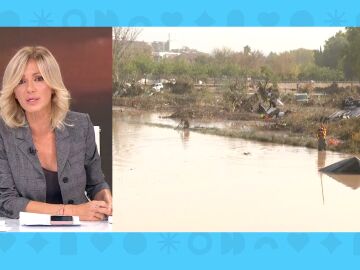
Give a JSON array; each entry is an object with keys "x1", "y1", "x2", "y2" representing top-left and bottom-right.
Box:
[{"x1": 0, "y1": 46, "x2": 70, "y2": 129}]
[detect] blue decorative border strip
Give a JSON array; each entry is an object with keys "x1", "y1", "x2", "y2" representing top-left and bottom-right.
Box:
[
  {"x1": 0, "y1": 233, "x2": 359, "y2": 269},
  {"x1": 1, "y1": 1, "x2": 359, "y2": 269},
  {"x1": 0, "y1": 0, "x2": 359, "y2": 26}
]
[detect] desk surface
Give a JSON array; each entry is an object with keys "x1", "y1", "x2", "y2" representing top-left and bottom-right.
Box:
[{"x1": 0, "y1": 217, "x2": 112, "y2": 232}]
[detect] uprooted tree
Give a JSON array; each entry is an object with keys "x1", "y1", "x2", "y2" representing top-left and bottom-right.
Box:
[{"x1": 223, "y1": 81, "x2": 247, "y2": 112}]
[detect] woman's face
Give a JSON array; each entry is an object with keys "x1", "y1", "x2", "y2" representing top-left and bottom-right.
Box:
[{"x1": 14, "y1": 59, "x2": 53, "y2": 116}]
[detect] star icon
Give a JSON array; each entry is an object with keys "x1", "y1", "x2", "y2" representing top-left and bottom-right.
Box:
[
  {"x1": 158, "y1": 233, "x2": 180, "y2": 254},
  {"x1": 32, "y1": 10, "x2": 53, "y2": 26},
  {"x1": 325, "y1": 10, "x2": 346, "y2": 26}
]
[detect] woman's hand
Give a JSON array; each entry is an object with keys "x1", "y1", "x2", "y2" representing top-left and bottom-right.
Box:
[
  {"x1": 94, "y1": 189, "x2": 113, "y2": 215},
  {"x1": 66, "y1": 200, "x2": 112, "y2": 221}
]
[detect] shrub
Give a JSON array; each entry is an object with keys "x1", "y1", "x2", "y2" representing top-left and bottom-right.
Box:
[
  {"x1": 170, "y1": 77, "x2": 193, "y2": 94},
  {"x1": 123, "y1": 83, "x2": 145, "y2": 97}
]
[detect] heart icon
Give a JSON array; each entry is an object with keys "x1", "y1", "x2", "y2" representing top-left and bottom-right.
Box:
[
  {"x1": 0, "y1": 234, "x2": 16, "y2": 252},
  {"x1": 91, "y1": 233, "x2": 113, "y2": 252},
  {"x1": 287, "y1": 233, "x2": 309, "y2": 252}
]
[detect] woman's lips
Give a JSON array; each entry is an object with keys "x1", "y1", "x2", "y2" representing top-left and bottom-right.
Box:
[{"x1": 26, "y1": 97, "x2": 40, "y2": 104}]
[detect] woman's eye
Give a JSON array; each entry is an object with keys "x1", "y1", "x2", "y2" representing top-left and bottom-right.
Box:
[
  {"x1": 18, "y1": 79, "x2": 25, "y2": 85},
  {"x1": 34, "y1": 76, "x2": 44, "y2": 81}
]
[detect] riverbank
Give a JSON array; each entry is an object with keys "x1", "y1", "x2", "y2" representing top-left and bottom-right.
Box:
[
  {"x1": 113, "y1": 86, "x2": 360, "y2": 154},
  {"x1": 114, "y1": 106, "x2": 329, "y2": 153}
]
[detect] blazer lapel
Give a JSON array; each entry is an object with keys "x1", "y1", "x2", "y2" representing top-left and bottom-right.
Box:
[
  {"x1": 15, "y1": 126, "x2": 43, "y2": 176},
  {"x1": 55, "y1": 126, "x2": 70, "y2": 178}
]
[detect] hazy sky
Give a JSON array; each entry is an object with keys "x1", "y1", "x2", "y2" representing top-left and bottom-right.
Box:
[{"x1": 136, "y1": 27, "x2": 345, "y2": 55}]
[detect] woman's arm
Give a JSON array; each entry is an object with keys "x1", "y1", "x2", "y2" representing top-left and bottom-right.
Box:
[
  {"x1": 0, "y1": 134, "x2": 30, "y2": 218},
  {"x1": 83, "y1": 114, "x2": 111, "y2": 199},
  {"x1": 93, "y1": 188, "x2": 113, "y2": 215},
  {"x1": 25, "y1": 200, "x2": 112, "y2": 221}
]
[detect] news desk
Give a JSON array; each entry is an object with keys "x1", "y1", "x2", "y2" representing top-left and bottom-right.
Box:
[{"x1": 0, "y1": 217, "x2": 112, "y2": 232}]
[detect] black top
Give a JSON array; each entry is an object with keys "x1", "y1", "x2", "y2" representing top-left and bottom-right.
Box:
[{"x1": 43, "y1": 168, "x2": 63, "y2": 204}]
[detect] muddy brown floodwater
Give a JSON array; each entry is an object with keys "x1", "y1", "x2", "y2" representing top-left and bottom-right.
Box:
[{"x1": 112, "y1": 107, "x2": 359, "y2": 231}]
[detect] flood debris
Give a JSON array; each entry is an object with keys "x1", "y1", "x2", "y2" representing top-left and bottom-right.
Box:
[
  {"x1": 176, "y1": 118, "x2": 190, "y2": 129},
  {"x1": 114, "y1": 82, "x2": 145, "y2": 97},
  {"x1": 328, "y1": 107, "x2": 360, "y2": 120},
  {"x1": 320, "y1": 157, "x2": 360, "y2": 189},
  {"x1": 266, "y1": 107, "x2": 280, "y2": 117},
  {"x1": 258, "y1": 104, "x2": 290, "y2": 119},
  {"x1": 325, "y1": 174, "x2": 360, "y2": 190},
  {"x1": 342, "y1": 97, "x2": 360, "y2": 109},
  {"x1": 328, "y1": 97, "x2": 360, "y2": 120},
  {"x1": 320, "y1": 157, "x2": 360, "y2": 174}
]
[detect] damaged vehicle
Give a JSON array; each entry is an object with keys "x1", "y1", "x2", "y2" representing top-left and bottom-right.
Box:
[{"x1": 328, "y1": 97, "x2": 360, "y2": 120}]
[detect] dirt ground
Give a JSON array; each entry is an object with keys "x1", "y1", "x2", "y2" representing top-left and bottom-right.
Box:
[{"x1": 113, "y1": 85, "x2": 360, "y2": 154}]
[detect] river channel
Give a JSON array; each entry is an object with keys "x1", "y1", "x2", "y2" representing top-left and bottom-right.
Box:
[{"x1": 112, "y1": 107, "x2": 359, "y2": 231}]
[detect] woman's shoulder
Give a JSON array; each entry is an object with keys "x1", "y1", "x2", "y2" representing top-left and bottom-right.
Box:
[
  {"x1": 65, "y1": 111, "x2": 91, "y2": 126},
  {"x1": 0, "y1": 117, "x2": 13, "y2": 136},
  {"x1": 63, "y1": 111, "x2": 95, "y2": 141},
  {"x1": 0, "y1": 117, "x2": 6, "y2": 128}
]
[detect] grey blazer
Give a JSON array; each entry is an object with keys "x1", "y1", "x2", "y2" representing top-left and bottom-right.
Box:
[{"x1": 0, "y1": 111, "x2": 109, "y2": 218}]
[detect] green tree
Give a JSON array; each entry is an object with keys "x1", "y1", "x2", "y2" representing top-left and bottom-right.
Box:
[
  {"x1": 298, "y1": 63, "x2": 344, "y2": 81},
  {"x1": 260, "y1": 66, "x2": 277, "y2": 82},
  {"x1": 315, "y1": 31, "x2": 348, "y2": 70},
  {"x1": 134, "y1": 54, "x2": 154, "y2": 85},
  {"x1": 343, "y1": 27, "x2": 360, "y2": 80},
  {"x1": 191, "y1": 62, "x2": 208, "y2": 83},
  {"x1": 171, "y1": 58, "x2": 191, "y2": 77},
  {"x1": 207, "y1": 62, "x2": 221, "y2": 85}
]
